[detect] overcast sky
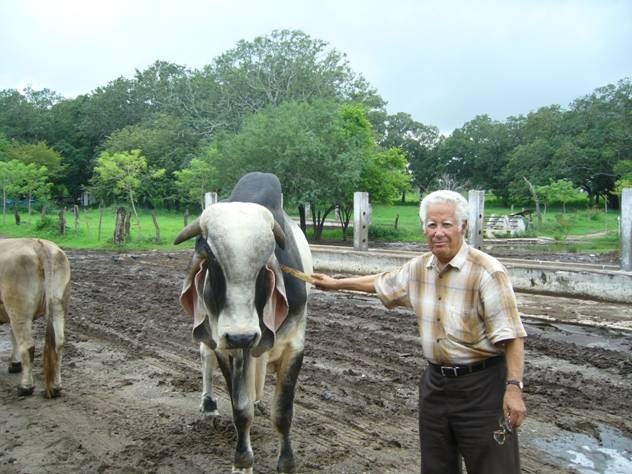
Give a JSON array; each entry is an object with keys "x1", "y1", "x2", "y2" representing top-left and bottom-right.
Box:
[{"x1": 1, "y1": 0, "x2": 630, "y2": 134}]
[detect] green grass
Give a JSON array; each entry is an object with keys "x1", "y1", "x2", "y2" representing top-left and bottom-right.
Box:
[
  {"x1": 0, "y1": 206, "x2": 196, "y2": 251},
  {"x1": 0, "y1": 202, "x2": 622, "y2": 254}
]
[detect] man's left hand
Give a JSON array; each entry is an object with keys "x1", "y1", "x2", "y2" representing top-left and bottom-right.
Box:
[{"x1": 503, "y1": 386, "x2": 527, "y2": 428}]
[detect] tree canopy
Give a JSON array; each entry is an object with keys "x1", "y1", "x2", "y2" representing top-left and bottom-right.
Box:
[{"x1": 0, "y1": 28, "x2": 629, "y2": 217}]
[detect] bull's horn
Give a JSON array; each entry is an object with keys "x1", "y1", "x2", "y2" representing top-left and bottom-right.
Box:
[
  {"x1": 272, "y1": 221, "x2": 286, "y2": 250},
  {"x1": 174, "y1": 219, "x2": 202, "y2": 244}
]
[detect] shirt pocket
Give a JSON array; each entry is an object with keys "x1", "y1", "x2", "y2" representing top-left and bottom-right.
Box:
[{"x1": 444, "y1": 306, "x2": 484, "y2": 346}]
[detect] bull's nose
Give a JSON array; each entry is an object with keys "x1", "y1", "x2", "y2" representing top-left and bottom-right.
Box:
[{"x1": 224, "y1": 332, "x2": 258, "y2": 349}]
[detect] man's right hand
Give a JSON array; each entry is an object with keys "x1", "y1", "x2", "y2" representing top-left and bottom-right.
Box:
[{"x1": 311, "y1": 273, "x2": 339, "y2": 291}]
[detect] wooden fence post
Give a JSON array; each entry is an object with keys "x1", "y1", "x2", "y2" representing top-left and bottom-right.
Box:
[
  {"x1": 204, "y1": 192, "x2": 218, "y2": 208},
  {"x1": 58, "y1": 208, "x2": 66, "y2": 235},
  {"x1": 353, "y1": 192, "x2": 370, "y2": 251},
  {"x1": 622, "y1": 188, "x2": 632, "y2": 271},
  {"x1": 13, "y1": 205, "x2": 20, "y2": 226},
  {"x1": 467, "y1": 190, "x2": 485, "y2": 249},
  {"x1": 73, "y1": 205, "x2": 80, "y2": 232},
  {"x1": 113, "y1": 207, "x2": 126, "y2": 245}
]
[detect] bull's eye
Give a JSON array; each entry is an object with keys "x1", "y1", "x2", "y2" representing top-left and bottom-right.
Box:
[
  {"x1": 254, "y1": 266, "x2": 269, "y2": 315},
  {"x1": 203, "y1": 248, "x2": 226, "y2": 315}
]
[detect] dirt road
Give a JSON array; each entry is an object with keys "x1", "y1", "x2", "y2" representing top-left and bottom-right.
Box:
[{"x1": 1, "y1": 249, "x2": 631, "y2": 473}]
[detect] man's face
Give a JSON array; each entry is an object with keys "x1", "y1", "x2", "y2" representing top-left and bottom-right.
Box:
[{"x1": 423, "y1": 202, "x2": 466, "y2": 265}]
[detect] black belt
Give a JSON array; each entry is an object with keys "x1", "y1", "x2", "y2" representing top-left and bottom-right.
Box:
[{"x1": 430, "y1": 355, "x2": 504, "y2": 377}]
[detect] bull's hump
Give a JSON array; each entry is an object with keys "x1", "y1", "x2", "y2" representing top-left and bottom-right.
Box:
[{"x1": 228, "y1": 172, "x2": 283, "y2": 212}]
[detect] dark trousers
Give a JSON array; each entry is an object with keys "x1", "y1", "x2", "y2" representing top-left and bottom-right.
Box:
[{"x1": 418, "y1": 358, "x2": 520, "y2": 474}]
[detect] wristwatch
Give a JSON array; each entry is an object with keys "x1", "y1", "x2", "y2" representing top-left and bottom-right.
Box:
[{"x1": 506, "y1": 379, "x2": 524, "y2": 390}]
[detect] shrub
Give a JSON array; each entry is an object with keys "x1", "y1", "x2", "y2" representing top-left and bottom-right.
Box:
[
  {"x1": 369, "y1": 225, "x2": 405, "y2": 240},
  {"x1": 34, "y1": 216, "x2": 56, "y2": 232}
]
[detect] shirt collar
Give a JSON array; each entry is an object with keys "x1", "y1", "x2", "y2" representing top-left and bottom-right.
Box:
[{"x1": 426, "y1": 242, "x2": 469, "y2": 271}]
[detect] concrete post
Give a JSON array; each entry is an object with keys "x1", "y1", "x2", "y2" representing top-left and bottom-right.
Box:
[
  {"x1": 204, "y1": 192, "x2": 218, "y2": 208},
  {"x1": 353, "y1": 192, "x2": 370, "y2": 251},
  {"x1": 467, "y1": 190, "x2": 485, "y2": 249},
  {"x1": 622, "y1": 188, "x2": 632, "y2": 271}
]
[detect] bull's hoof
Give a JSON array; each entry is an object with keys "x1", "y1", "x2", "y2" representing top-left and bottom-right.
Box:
[
  {"x1": 17, "y1": 385, "x2": 35, "y2": 396},
  {"x1": 200, "y1": 395, "x2": 219, "y2": 416},
  {"x1": 8, "y1": 362, "x2": 22, "y2": 373},
  {"x1": 277, "y1": 450, "x2": 296, "y2": 473},
  {"x1": 231, "y1": 467, "x2": 253, "y2": 474},
  {"x1": 45, "y1": 387, "x2": 62, "y2": 399},
  {"x1": 232, "y1": 450, "x2": 254, "y2": 474}
]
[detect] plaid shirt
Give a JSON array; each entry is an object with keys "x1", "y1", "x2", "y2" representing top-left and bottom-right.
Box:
[{"x1": 374, "y1": 243, "x2": 527, "y2": 365}]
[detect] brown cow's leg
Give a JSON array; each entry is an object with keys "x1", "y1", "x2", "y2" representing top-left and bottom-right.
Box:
[
  {"x1": 10, "y1": 317, "x2": 35, "y2": 395},
  {"x1": 273, "y1": 349, "x2": 304, "y2": 473},
  {"x1": 47, "y1": 296, "x2": 67, "y2": 396},
  {"x1": 8, "y1": 330, "x2": 22, "y2": 373}
]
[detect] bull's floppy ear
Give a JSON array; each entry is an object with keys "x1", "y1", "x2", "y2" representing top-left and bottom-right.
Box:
[
  {"x1": 272, "y1": 220, "x2": 286, "y2": 250},
  {"x1": 174, "y1": 219, "x2": 202, "y2": 244}
]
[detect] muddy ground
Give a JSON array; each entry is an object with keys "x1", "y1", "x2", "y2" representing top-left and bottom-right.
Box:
[{"x1": 1, "y1": 248, "x2": 631, "y2": 473}]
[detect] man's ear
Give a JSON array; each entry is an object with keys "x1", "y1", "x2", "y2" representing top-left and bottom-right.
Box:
[{"x1": 461, "y1": 220, "x2": 469, "y2": 233}]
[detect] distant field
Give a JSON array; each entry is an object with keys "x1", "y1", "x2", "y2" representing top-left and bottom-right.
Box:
[{"x1": 0, "y1": 202, "x2": 622, "y2": 254}]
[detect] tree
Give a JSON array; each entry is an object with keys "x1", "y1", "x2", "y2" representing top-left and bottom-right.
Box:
[
  {"x1": 0, "y1": 133, "x2": 10, "y2": 160},
  {"x1": 537, "y1": 179, "x2": 586, "y2": 213},
  {"x1": 522, "y1": 177, "x2": 542, "y2": 227},
  {"x1": 206, "y1": 29, "x2": 384, "y2": 132},
  {"x1": 436, "y1": 115, "x2": 516, "y2": 204},
  {"x1": 3, "y1": 141, "x2": 65, "y2": 180},
  {"x1": 132, "y1": 61, "x2": 190, "y2": 116},
  {"x1": 504, "y1": 138, "x2": 558, "y2": 202},
  {"x1": 205, "y1": 100, "x2": 382, "y2": 240},
  {"x1": 564, "y1": 79, "x2": 632, "y2": 205},
  {"x1": 20, "y1": 163, "x2": 51, "y2": 218},
  {"x1": 360, "y1": 148, "x2": 410, "y2": 204},
  {"x1": 376, "y1": 112, "x2": 441, "y2": 196},
  {"x1": 612, "y1": 160, "x2": 632, "y2": 196},
  {"x1": 0, "y1": 160, "x2": 29, "y2": 224},
  {"x1": 174, "y1": 147, "x2": 220, "y2": 209},
  {"x1": 0, "y1": 87, "x2": 62, "y2": 142},
  {"x1": 91, "y1": 150, "x2": 148, "y2": 235},
  {"x1": 101, "y1": 113, "x2": 202, "y2": 207}
]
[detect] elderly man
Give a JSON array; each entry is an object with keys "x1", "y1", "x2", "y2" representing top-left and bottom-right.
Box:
[{"x1": 312, "y1": 190, "x2": 527, "y2": 474}]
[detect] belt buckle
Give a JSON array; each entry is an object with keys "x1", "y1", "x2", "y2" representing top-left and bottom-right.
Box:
[{"x1": 440, "y1": 366, "x2": 459, "y2": 376}]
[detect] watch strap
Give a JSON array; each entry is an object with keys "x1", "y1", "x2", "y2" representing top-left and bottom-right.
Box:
[{"x1": 506, "y1": 379, "x2": 523, "y2": 390}]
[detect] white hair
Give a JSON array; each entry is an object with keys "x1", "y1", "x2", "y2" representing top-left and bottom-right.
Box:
[{"x1": 419, "y1": 190, "x2": 470, "y2": 228}]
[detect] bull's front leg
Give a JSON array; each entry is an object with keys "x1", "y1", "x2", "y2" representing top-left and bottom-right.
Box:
[
  {"x1": 199, "y1": 342, "x2": 218, "y2": 415},
  {"x1": 230, "y1": 351, "x2": 255, "y2": 473},
  {"x1": 273, "y1": 349, "x2": 304, "y2": 473}
]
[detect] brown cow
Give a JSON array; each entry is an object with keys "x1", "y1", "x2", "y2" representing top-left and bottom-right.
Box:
[{"x1": 0, "y1": 238, "x2": 70, "y2": 397}]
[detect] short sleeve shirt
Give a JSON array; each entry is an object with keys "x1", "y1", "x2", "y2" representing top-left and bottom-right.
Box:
[{"x1": 374, "y1": 243, "x2": 527, "y2": 365}]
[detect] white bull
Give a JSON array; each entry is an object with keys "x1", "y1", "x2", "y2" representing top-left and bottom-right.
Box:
[{"x1": 176, "y1": 172, "x2": 312, "y2": 473}]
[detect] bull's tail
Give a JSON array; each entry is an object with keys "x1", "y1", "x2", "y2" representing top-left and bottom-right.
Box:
[
  {"x1": 34, "y1": 239, "x2": 60, "y2": 398},
  {"x1": 42, "y1": 314, "x2": 58, "y2": 397}
]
